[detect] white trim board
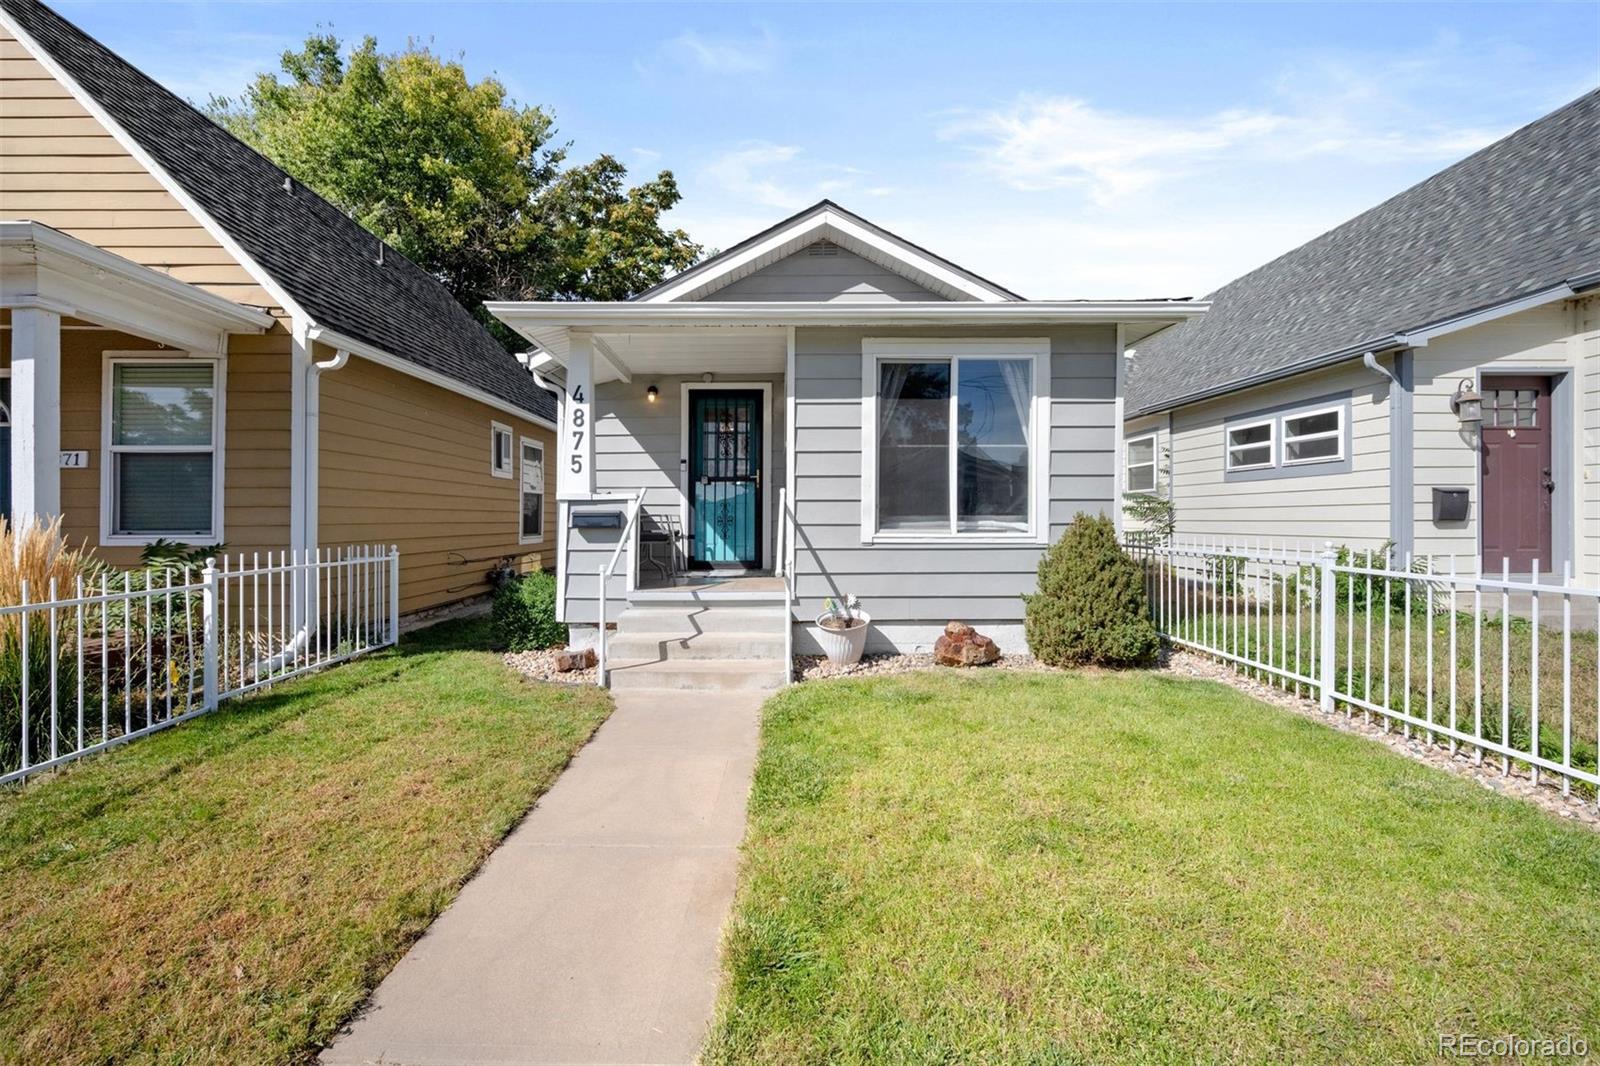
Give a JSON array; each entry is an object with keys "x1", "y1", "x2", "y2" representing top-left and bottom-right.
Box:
[
  {"x1": 638, "y1": 205, "x2": 1016, "y2": 303},
  {"x1": 859, "y1": 337, "x2": 1051, "y2": 546},
  {"x1": 98, "y1": 351, "x2": 226, "y2": 546}
]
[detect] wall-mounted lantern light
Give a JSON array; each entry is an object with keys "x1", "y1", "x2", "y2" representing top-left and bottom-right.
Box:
[
  {"x1": 1450, "y1": 379, "x2": 1482, "y2": 424},
  {"x1": 646, "y1": 384, "x2": 660, "y2": 404}
]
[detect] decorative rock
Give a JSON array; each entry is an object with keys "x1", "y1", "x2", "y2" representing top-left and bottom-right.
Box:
[
  {"x1": 555, "y1": 647, "x2": 597, "y2": 672},
  {"x1": 933, "y1": 620, "x2": 1000, "y2": 667}
]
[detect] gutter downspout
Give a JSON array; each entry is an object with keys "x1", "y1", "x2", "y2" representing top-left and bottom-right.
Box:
[
  {"x1": 1364, "y1": 349, "x2": 1414, "y2": 559},
  {"x1": 271, "y1": 332, "x2": 351, "y2": 673},
  {"x1": 1362, "y1": 350, "x2": 1399, "y2": 387}
]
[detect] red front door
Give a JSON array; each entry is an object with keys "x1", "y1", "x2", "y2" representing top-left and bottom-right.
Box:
[{"x1": 1480, "y1": 375, "x2": 1553, "y2": 573}]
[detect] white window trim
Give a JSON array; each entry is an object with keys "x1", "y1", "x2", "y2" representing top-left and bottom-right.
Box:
[
  {"x1": 99, "y1": 352, "x2": 226, "y2": 546},
  {"x1": 860, "y1": 337, "x2": 1050, "y2": 545},
  {"x1": 490, "y1": 421, "x2": 514, "y2": 479},
  {"x1": 519, "y1": 435, "x2": 545, "y2": 545},
  {"x1": 1225, "y1": 417, "x2": 1276, "y2": 472},
  {"x1": 1125, "y1": 433, "x2": 1158, "y2": 494},
  {"x1": 1280, "y1": 404, "x2": 1346, "y2": 466}
]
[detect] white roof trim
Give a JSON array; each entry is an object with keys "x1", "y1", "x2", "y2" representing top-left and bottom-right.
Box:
[
  {"x1": 0, "y1": 6, "x2": 309, "y2": 323},
  {"x1": 489, "y1": 299, "x2": 1208, "y2": 368},
  {"x1": 305, "y1": 324, "x2": 557, "y2": 431},
  {"x1": 1395, "y1": 279, "x2": 1583, "y2": 346},
  {"x1": 639, "y1": 205, "x2": 1016, "y2": 303},
  {"x1": 2, "y1": 220, "x2": 273, "y2": 353}
]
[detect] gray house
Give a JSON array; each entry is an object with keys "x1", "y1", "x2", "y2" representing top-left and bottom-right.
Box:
[
  {"x1": 490, "y1": 201, "x2": 1203, "y2": 687},
  {"x1": 1124, "y1": 89, "x2": 1600, "y2": 586}
]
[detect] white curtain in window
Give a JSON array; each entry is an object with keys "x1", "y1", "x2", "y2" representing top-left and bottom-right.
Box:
[{"x1": 997, "y1": 359, "x2": 1033, "y2": 446}]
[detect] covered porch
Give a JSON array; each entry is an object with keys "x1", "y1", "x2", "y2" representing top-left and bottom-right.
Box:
[
  {"x1": 0, "y1": 221, "x2": 277, "y2": 557},
  {"x1": 505, "y1": 318, "x2": 793, "y2": 621}
]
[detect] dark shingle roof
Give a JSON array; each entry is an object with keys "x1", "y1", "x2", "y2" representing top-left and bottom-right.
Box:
[
  {"x1": 1126, "y1": 88, "x2": 1600, "y2": 416},
  {"x1": 2, "y1": 0, "x2": 554, "y2": 423}
]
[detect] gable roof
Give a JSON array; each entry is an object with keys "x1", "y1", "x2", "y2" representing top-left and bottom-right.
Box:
[
  {"x1": 633, "y1": 200, "x2": 1024, "y2": 303},
  {"x1": 1125, "y1": 88, "x2": 1600, "y2": 417},
  {"x1": 0, "y1": 0, "x2": 555, "y2": 425}
]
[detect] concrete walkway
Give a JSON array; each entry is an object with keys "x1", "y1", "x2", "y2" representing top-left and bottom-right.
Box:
[{"x1": 321, "y1": 688, "x2": 762, "y2": 1066}]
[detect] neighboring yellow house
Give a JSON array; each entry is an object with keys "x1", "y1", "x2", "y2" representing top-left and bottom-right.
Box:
[{"x1": 0, "y1": 0, "x2": 557, "y2": 615}]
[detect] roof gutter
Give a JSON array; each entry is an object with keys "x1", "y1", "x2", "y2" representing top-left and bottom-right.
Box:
[
  {"x1": 1130, "y1": 272, "x2": 1600, "y2": 417},
  {"x1": 486, "y1": 299, "x2": 1209, "y2": 332},
  {"x1": 305, "y1": 323, "x2": 557, "y2": 431}
]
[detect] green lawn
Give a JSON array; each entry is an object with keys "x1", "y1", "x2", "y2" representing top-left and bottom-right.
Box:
[
  {"x1": 1168, "y1": 603, "x2": 1599, "y2": 779},
  {"x1": 707, "y1": 670, "x2": 1600, "y2": 1065},
  {"x1": 0, "y1": 617, "x2": 611, "y2": 1066}
]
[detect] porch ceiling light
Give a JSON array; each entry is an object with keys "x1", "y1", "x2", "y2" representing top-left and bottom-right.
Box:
[
  {"x1": 646, "y1": 384, "x2": 660, "y2": 404},
  {"x1": 1450, "y1": 379, "x2": 1482, "y2": 424}
]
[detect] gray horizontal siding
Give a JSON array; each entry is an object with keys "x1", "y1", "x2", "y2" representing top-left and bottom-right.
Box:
[
  {"x1": 704, "y1": 245, "x2": 945, "y2": 302},
  {"x1": 790, "y1": 324, "x2": 1117, "y2": 626},
  {"x1": 564, "y1": 373, "x2": 786, "y2": 624}
]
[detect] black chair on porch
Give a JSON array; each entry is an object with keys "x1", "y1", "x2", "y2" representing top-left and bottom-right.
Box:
[{"x1": 638, "y1": 511, "x2": 683, "y2": 587}]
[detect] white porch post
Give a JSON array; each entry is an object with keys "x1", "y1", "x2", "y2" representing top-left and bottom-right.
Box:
[
  {"x1": 9, "y1": 306, "x2": 62, "y2": 528},
  {"x1": 558, "y1": 331, "x2": 595, "y2": 499}
]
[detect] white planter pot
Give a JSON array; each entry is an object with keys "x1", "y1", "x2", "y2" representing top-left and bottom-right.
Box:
[{"x1": 814, "y1": 610, "x2": 871, "y2": 666}]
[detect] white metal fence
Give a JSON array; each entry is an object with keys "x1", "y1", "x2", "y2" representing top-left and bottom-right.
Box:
[
  {"x1": 1125, "y1": 537, "x2": 1600, "y2": 803},
  {"x1": 1, "y1": 545, "x2": 399, "y2": 785}
]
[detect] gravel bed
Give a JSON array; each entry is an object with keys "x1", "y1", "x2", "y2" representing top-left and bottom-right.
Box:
[
  {"x1": 504, "y1": 648, "x2": 597, "y2": 686},
  {"x1": 792, "y1": 651, "x2": 1058, "y2": 683},
  {"x1": 1166, "y1": 648, "x2": 1600, "y2": 830}
]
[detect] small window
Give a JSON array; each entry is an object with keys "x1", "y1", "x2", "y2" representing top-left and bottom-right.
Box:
[
  {"x1": 1281, "y1": 406, "x2": 1344, "y2": 465},
  {"x1": 491, "y1": 422, "x2": 513, "y2": 478},
  {"x1": 1125, "y1": 435, "x2": 1157, "y2": 493},
  {"x1": 1226, "y1": 419, "x2": 1274, "y2": 470},
  {"x1": 519, "y1": 438, "x2": 544, "y2": 542},
  {"x1": 1485, "y1": 388, "x2": 1537, "y2": 428},
  {"x1": 107, "y1": 360, "x2": 220, "y2": 538}
]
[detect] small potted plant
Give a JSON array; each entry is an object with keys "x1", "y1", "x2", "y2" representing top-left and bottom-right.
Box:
[{"x1": 815, "y1": 594, "x2": 870, "y2": 666}]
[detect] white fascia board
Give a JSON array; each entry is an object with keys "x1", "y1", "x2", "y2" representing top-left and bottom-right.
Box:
[
  {"x1": 820, "y1": 212, "x2": 1013, "y2": 302},
  {"x1": 637, "y1": 206, "x2": 1013, "y2": 303},
  {"x1": 0, "y1": 8, "x2": 308, "y2": 322},
  {"x1": 305, "y1": 324, "x2": 557, "y2": 431},
  {"x1": 1395, "y1": 281, "x2": 1581, "y2": 346},
  {"x1": 2, "y1": 223, "x2": 274, "y2": 353},
  {"x1": 485, "y1": 300, "x2": 1209, "y2": 334}
]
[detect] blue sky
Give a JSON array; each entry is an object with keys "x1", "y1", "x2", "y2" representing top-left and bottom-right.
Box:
[{"x1": 53, "y1": 1, "x2": 1600, "y2": 298}]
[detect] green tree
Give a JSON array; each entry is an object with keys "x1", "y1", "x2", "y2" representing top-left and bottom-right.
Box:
[{"x1": 208, "y1": 34, "x2": 701, "y2": 335}]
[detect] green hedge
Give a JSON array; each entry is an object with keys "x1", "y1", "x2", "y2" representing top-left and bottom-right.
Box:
[{"x1": 491, "y1": 571, "x2": 565, "y2": 652}]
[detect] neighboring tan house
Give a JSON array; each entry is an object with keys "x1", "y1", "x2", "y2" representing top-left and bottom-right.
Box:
[
  {"x1": 0, "y1": 0, "x2": 557, "y2": 615},
  {"x1": 1123, "y1": 89, "x2": 1600, "y2": 586},
  {"x1": 489, "y1": 199, "x2": 1205, "y2": 684}
]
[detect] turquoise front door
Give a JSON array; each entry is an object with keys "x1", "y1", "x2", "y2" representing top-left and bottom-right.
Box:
[{"x1": 689, "y1": 390, "x2": 762, "y2": 568}]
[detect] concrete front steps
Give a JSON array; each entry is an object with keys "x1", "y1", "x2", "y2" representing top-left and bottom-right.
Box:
[{"x1": 606, "y1": 601, "x2": 789, "y2": 692}]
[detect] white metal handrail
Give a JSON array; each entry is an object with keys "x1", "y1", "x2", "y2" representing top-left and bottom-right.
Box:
[
  {"x1": 596, "y1": 490, "x2": 646, "y2": 686},
  {"x1": 777, "y1": 487, "x2": 794, "y2": 686}
]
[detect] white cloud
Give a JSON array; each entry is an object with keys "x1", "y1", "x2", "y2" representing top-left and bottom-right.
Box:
[
  {"x1": 698, "y1": 142, "x2": 878, "y2": 212},
  {"x1": 661, "y1": 28, "x2": 777, "y2": 75},
  {"x1": 940, "y1": 39, "x2": 1520, "y2": 205},
  {"x1": 941, "y1": 93, "x2": 1501, "y2": 204}
]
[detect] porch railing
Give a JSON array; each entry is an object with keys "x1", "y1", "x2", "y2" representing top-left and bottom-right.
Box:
[
  {"x1": 596, "y1": 490, "x2": 645, "y2": 687},
  {"x1": 2, "y1": 544, "x2": 400, "y2": 785},
  {"x1": 1125, "y1": 537, "x2": 1600, "y2": 803},
  {"x1": 777, "y1": 486, "x2": 795, "y2": 686}
]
